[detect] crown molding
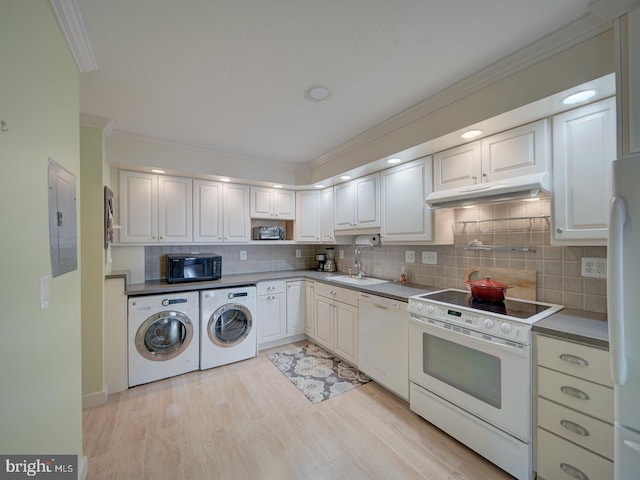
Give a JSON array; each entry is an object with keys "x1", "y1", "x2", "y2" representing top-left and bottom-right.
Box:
[
  {"x1": 108, "y1": 130, "x2": 299, "y2": 173},
  {"x1": 309, "y1": 13, "x2": 612, "y2": 170},
  {"x1": 49, "y1": 0, "x2": 97, "y2": 72},
  {"x1": 590, "y1": 0, "x2": 640, "y2": 21},
  {"x1": 80, "y1": 114, "x2": 113, "y2": 136}
]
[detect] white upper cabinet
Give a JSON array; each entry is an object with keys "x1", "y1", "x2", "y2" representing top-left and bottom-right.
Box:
[
  {"x1": 321, "y1": 187, "x2": 335, "y2": 242},
  {"x1": 295, "y1": 190, "x2": 321, "y2": 242},
  {"x1": 250, "y1": 186, "x2": 295, "y2": 219},
  {"x1": 119, "y1": 171, "x2": 192, "y2": 243},
  {"x1": 551, "y1": 97, "x2": 616, "y2": 245},
  {"x1": 223, "y1": 183, "x2": 251, "y2": 242},
  {"x1": 193, "y1": 179, "x2": 224, "y2": 242},
  {"x1": 334, "y1": 173, "x2": 380, "y2": 230},
  {"x1": 434, "y1": 119, "x2": 550, "y2": 191},
  {"x1": 381, "y1": 157, "x2": 434, "y2": 242}
]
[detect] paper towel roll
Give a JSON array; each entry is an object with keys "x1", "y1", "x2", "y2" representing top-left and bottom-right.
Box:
[{"x1": 355, "y1": 234, "x2": 380, "y2": 246}]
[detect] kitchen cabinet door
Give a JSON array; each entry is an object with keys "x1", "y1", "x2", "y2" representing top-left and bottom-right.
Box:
[
  {"x1": 321, "y1": 187, "x2": 335, "y2": 242},
  {"x1": 333, "y1": 181, "x2": 356, "y2": 229},
  {"x1": 334, "y1": 301, "x2": 358, "y2": 365},
  {"x1": 286, "y1": 281, "x2": 305, "y2": 336},
  {"x1": 381, "y1": 157, "x2": 434, "y2": 242},
  {"x1": 257, "y1": 282, "x2": 286, "y2": 346},
  {"x1": 223, "y1": 183, "x2": 251, "y2": 242},
  {"x1": 250, "y1": 187, "x2": 295, "y2": 219},
  {"x1": 119, "y1": 170, "x2": 158, "y2": 243},
  {"x1": 481, "y1": 119, "x2": 549, "y2": 182},
  {"x1": 433, "y1": 141, "x2": 482, "y2": 191},
  {"x1": 314, "y1": 296, "x2": 334, "y2": 351},
  {"x1": 304, "y1": 281, "x2": 315, "y2": 338},
  {"x1": 295, "y1": 190, "x2": 321, "y2": 242},
  {"x1": 551, "y1": 97, "x2": 616, "y2": 245},
  {"x1": 334, "y1": 173, "x2": 380, "y2": 230},
  {"x1": 158, "y1": 175, "x2": 192, "y2": 243},
  {"x1": 193, "y1": 179, "x2": 224, "y2": 243}
]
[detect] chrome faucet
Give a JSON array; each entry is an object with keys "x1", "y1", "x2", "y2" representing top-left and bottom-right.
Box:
[{"x1": 354, "y1": 247, "x2": 365, "y2": 279}]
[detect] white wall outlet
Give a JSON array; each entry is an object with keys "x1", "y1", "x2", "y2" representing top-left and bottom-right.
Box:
[
  {"x1": 240, "y1": 250, "x2": 247, "y2": 260},
  {"x1": 422, "y1": 251, "x2": 438, "y2": 265},
  {"x1": 405, "y1": 251, "x2": 415, "y2": 263},
  {"x1": 581, "y1": 257, "x2": 606, "y2": 278},
  {"x1": 339, "y1": 250, "x2": 344, "y2": 259},
  {"x1": 40, "y1": 275, "x2": 49, "y2": 310},
  {"x1": 295, "y1": 249, "x2": 301, "y2": 258}
]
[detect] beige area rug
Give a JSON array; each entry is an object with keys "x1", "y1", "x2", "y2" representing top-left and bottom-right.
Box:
[{"x1": 267, "y1": 344, "x2": 370, "y2": 404}]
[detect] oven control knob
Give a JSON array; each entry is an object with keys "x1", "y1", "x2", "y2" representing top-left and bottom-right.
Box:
[
  {"x1": 425, "y1": 305, "x2": 435, "y2": 315},
  {"x1": 482, "y1": 318, "x2": 494, "y2": 329},
  {"x1": 501, "y1": 323, "x2": 512, "y2": 333}
]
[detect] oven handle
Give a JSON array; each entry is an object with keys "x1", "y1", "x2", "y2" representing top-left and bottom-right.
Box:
[{"x1": 410, "y1": 315, "x2": 529, "y2": 358}]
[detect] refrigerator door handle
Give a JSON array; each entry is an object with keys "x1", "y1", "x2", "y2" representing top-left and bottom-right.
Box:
[{"x1": 608, "y1": 196, "x2": 628, "y2": 385}]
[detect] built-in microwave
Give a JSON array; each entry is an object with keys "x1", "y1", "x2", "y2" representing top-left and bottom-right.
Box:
[
  {"x1": 166, "y1": 254, "x2": 222, "y2": 283},
  {"x1": 252, "y1": 226, "x2": 285, "y2": 240}
]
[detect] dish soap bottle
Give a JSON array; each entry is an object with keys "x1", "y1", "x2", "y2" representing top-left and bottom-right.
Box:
[{"x1": 400, "y1": 265, "x2": 408, "y2": 285}]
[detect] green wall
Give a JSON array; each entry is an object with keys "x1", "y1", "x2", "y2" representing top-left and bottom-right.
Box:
[
  {"x1": 80, "y1": 125, "x2": 106, "y2": 399},
  {"x1": 0, "y1": 0, "x2": 83, "y2": 460}
]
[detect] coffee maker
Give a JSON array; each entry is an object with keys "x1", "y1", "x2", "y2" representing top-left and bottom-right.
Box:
[
  {"x1": 323, "y1": 247, "x2": 336, "y2": 272},
  {"x1": 316, "y1": 253, "x2": 326, "y2": 271}
]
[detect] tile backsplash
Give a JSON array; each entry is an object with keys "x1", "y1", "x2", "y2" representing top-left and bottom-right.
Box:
[{"x1": 145, "y1": 198, "x2": 607, "y2": 313}]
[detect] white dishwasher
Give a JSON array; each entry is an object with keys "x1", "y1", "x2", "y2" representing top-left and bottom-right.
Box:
[{"x1": 358, "y1": 293, "x2": 409, "y2": 400}]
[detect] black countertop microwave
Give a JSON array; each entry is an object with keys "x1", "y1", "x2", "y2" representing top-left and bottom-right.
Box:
[{"x1": 166, "y1": 254, "x2": 222, "y2": 283}]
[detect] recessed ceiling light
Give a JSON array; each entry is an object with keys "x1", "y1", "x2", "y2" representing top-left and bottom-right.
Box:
[
  {"x1": 562, "y1": 89, "x2": 597, "y2": 105},
  {"x1": 461, "y1": 129, "x2": 483, "y2": 139},
  {"x1": 305, "y1": 86, "x2": 330, "y2": 101},
  {"x1": 314, "y1": 184, "x2": 325, "y2": 189},
  {"x1": 151, "y1": 169, "x2": 165, "y2": 174},
  {"x1": 386, "y1": 158, "x2": 402, "y2": 164},
  {"x1": 340, "y1": 175, "x2": 352, "y2": 181},
  {"x1": 273, "y1": 184, "x2": 283, "y2": 188},
  {"x1": 220, "y1": 177, "x2": 231, "y2": 182}
]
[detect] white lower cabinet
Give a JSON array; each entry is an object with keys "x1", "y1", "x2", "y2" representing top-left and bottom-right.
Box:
[
  {"x1": 535, "y1": 333, "x2": 613, "y2": 480},
  {"x1": 257, "y1": 281, "x2": 286, "y2": 347},
  {"x1": 285, "y1": 280, "x2": 305, "y2": 336},
  {"x1": 313, "y1": 282, "x2": 358, "y2": 365},
  {"x1": 304, "y1": 281, "x2": 315, "y2": 338}
]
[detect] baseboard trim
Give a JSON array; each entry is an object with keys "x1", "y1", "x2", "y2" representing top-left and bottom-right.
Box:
[
  {"x1": 258, "y1": 333, "x2": 306, "y2": 351},
  {"x1": 82, "y1": 389, "x2": 107, "y2": 409}
]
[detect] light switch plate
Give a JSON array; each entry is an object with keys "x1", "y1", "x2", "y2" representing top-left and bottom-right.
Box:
[
  {"x1": 422, "y1": 251, "x2": 437, "y2": 264},
  {"x1": 295, "y1": 249, "x2": 301, "y2": 258},
  {"x1": 405, "y1": 251, "x2": 415, "y2": 263},
  {"x1": 40, "y1": 275, "x2": 49, "y2": 310},
  {"x1": 339, "y1": 250, "x2": 344, "y2": 259},
  {"x1": 240, "y1": 251, "x2": 247, "y2": 260},
  {"x1": 581, "y1": 257, "x2": 606, "y2": 278}
]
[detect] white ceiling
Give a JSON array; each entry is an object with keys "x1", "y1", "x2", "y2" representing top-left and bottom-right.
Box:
[{"x1": 77, "y1": 0, "x2": 601, "y2": 167}]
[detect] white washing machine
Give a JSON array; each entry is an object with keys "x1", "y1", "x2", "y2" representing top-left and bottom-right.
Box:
[
  {"x1": 200, "y1": 286, "x2": 257, "y2": 370},
  {"x1": 128, "y1": 291, "x2": 199, "y2": 387}
]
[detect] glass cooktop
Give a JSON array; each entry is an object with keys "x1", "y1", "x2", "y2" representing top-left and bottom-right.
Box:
[{"x1": 416, "y1": 289, "x2": 552, "y2": 320}]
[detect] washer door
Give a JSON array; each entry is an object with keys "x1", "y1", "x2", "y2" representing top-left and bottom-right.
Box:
[
  {"x1": 136, "y1": 311, "x2": 194, "y2": 361},
  {"x1": 208, "y1": 303, "x2": 253, "y2": 347}
]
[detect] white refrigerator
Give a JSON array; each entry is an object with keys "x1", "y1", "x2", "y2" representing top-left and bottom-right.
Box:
[{"x1": 608, "y1": 154, "x2": 640, "y2": 478}]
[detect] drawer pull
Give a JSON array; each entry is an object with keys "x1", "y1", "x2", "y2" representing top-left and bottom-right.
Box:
[
  {"x1": 623, "y1": 440, "x2": 640, "y2": 453},
  {"x1": 560, "y1": 462, "x2": 589, "y2": 480},
  {"x1": 560, "y1": 385, "x2": 590, "y2": 400},
  {"x1": 560, "y1": 419, "x2": 590, "y2": 437},
  {"x1": 559, "y1": 353, "x2": 589, "y2": 367}
]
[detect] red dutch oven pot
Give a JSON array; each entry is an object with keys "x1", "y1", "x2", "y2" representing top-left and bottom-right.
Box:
[{"x1": 465, "y1": 275, "x2": 513, "y2": 302}]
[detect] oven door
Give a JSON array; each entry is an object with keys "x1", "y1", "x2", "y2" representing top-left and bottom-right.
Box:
[{"x1": 409, "y1": 315, "x2": 531, "y2": 441}]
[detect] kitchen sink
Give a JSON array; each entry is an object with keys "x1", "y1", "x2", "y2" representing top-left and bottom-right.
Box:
[{"x1": 328, "y1": 275, "x2": 390, "y2": 286}]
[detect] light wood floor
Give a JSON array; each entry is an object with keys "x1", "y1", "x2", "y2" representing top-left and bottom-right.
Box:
[{"x1": 83, "y1": 341, "x2": 514, "y2": 479}]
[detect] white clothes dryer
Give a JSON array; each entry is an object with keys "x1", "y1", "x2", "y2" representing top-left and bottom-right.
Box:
[
  {"x1": 128, "y1": 291, "x2": 199, "y2": 387},
  {"x1": 200, "y1": 286, "x2": 257, "y2": 370}
]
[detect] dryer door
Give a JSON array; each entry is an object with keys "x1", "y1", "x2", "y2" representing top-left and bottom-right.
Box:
[
  {"x1": 136, "y1": 311, "x2": 194, "y2": 361},
  {"x1": 208, "y1": 303, "x2": 253, "y2": 347}
]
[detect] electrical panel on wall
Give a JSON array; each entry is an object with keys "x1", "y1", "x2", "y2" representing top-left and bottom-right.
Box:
[{"x1": 48, "y1": 158, "x2": 77, "y2": 277}]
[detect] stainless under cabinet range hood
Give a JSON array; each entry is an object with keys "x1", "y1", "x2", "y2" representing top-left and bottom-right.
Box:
[{"x1": 425, "y1": 172, "x2": 550, "y2": 209}]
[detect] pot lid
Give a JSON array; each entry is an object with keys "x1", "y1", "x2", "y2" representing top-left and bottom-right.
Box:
[{"x1": 465, "y1": 275, "x2": 512, "y2": 289}]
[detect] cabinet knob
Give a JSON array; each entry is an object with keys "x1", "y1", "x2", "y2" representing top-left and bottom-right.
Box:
[
  {"x1": 472, "y1": 176, "x2": 478, "y2": 183},
  {"x1": 556, "y1": 227, "x2": 563, "y2": 234}
]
